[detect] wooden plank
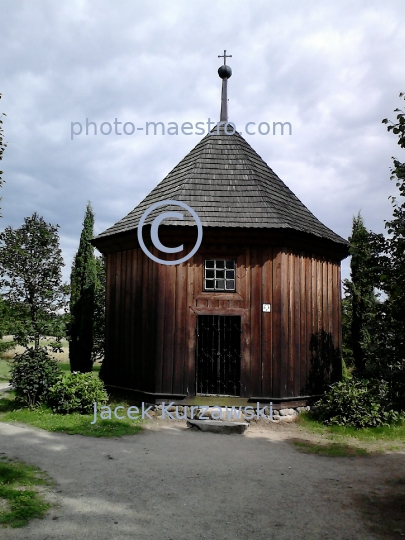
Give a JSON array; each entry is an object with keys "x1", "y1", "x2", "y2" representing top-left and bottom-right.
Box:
[
  {"x1": 128, "y1": 249, "x2": 136, "y2": 388},
  {"x1": 293, "y1": 252, "x2": 301, "y2": 396},
  {"x1": 123, "y1": 250, "x2": 131, "y2": 383},
  {"x1": 134, "y1": 249, "x2": 143, "y2": 389},
  {"x1": 162, "y1": 256, "x2": 176, "y2": 394},
  {"x1": 317, "y1": 257, "x2": 323, "y2": 333},
  {"x1": 286, "y1": 251, "x2": 294, "y2": 396},
  {"x1": 114, "y1": 252, "x2": 122, "y2": 382},
  {"x1": 322, "y1": 256, "x2": 328, "y2": 333},
  {"x1": 173, "y1": 261, "x2": 187, "y2": 393},
  {"x1": 261, "y1": 246, "x2": 272, "y2": 397},
  {"x1": 311, "y1": 255, "x2": 317, "y2": 336},
  {"x1": 186, "y1": 256, "x2": 196, "y2": 396},
  {"x1": 241, "y1": 248, "x2": 251, "y2": 397},
  {"x1": 155, "y1": 259, "x2": 166, "y2": 393},
  {"x1": 191, "y1": 307, "x2": 248, "y2": 315},
  {"x1": 299, "y1": 253, "x2": 307, "y2": 395},
  {"x1": 337, "y1": 264, "x2": 342, "y2": 351},
  {"x1": 271, "y1": 248, "x2": 282, "y2": 398},
  {"x1": 280, "y1": 249, "x2": 290, "y2": 397},
  {"x1": 250, "y1": 247, "x2": 262, "y2": 396}
]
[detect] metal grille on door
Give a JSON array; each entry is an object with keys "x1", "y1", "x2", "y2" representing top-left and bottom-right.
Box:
[{"x1": 196, "y1": 315, "x2": 242, "y2": 396}]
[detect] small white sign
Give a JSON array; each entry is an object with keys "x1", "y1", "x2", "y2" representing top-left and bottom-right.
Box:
[{"x1": 262, "y1": 303, "x2": 271, "y2": 312}]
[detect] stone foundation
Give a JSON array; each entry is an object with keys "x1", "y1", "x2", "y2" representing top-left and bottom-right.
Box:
[{"x1": 146, "y1": 403, "x2": 315, "y2": 423}]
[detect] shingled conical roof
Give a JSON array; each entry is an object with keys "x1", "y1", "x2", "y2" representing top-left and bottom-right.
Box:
[{"x1": 94, "y1": 125, "x2": 348, "y2": 247}]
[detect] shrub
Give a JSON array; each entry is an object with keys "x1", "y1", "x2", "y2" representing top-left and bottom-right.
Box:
[
  {"x1": 316, "y1": 378, "x2": 404, "y2": 428},
  {"x1": 47, "y1": 372, "x2": 108, "y2": 414},
  {"x1": 9, "y1": 348, "x2": 61, "y2": 408}
]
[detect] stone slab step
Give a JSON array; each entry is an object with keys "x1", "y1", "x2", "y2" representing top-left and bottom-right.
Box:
[{"x1": 187, "y1": 419, "x2": 249, "y2": 434}]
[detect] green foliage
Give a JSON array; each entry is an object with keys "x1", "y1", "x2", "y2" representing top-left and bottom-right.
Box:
[
  {"x1": 345, "y1": 213, "x2": 382, "y2": 376},
  {"x1": 0, "y1": 213, "x2": 69, "y2": 351},
  {"x1": 47, "y1": 372, "x2": 108, "y2": 414},
  {"x1": 0, "y1": 458, "x2": 52, "y2": 528},
  {"x1": 9, "y1": 348, "x2": 61, "y2": 408},
  {"x1": 316, "y1": 378, "x2": 404, "y2": 428},
  {"x1": 68, "y1": 202, "x2": 97, "y2": 372},
  {"x1": 92, "y1": 254, "x2": 105, "y2": 362}
]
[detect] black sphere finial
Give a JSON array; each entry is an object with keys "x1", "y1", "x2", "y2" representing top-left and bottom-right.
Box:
[{"x1": 218, "y1": 64, "x2": 232, "y2": 79}]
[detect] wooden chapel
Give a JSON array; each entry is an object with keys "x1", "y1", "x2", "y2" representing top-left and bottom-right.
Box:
[{"x1": 92, "y1": 53, "x2": 349, "y2": 406}]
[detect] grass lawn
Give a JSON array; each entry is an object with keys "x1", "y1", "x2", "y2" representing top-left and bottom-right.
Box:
[
  {"x1": 296, "y1": 412, "x2": 405, "y2": 453},
  {"x1": 0, "y1": 360, "x2": 10, "y2": 382},
  {"x1": 0, "y1": 392, "x2": 143, "y2": 437},
  {"x1": 0, "y1": 456, "x2": 53, "y2": 528}
]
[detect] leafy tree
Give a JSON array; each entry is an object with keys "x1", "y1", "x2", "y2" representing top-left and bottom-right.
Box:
[
  {"x1": 68, "y1": 202, "x2": 97, "y2": 373},
  {"x1": 0, "y1": 213, "x2": 68, "y2": 350},
  {"x1": 378, "y1": 92, "x2": 405, "y2": 407}
]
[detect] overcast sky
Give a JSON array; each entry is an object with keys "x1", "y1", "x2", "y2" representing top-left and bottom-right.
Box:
[{"x1": 1, "y1": 0, "x2": 404, "y2": 284}]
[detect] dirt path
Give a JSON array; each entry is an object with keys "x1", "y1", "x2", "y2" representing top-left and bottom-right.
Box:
[{"x1": 0, "y1": 419, "x2": 404, "y2": 539}]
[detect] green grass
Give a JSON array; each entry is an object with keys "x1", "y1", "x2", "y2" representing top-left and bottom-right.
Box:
[
  {"x1": 0, "y1": 456, "x2": 53, "y2": 528},
  {"x1": 0, "y1": 393, "x2": 143, "y2": 437},
  {"x1": 297, "y1": 412, "x2": 405, "y2": 442},
  {"x1": 292, "y1": 439, "x2": 368, "y2": 457},
  {"x1": 0, "y1": 360, "x2": 10, "y2": 382}
]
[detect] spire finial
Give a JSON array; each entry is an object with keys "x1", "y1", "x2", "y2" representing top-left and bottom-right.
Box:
[
  {"x1": 218, "y1": 50, "x2": 232, "y2": 65},
  {"x1": 217, "y1": 50, "x2": 232, "y2": 123}
]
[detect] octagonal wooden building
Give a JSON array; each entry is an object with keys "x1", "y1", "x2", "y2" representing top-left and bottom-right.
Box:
[{"x1": 92, "y1": 66, "x2": 349, "y2": 407}]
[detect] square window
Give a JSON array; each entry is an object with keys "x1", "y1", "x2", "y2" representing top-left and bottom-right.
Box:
[{"x1": 203, "y1": 260, "x2": 236, "y2": 292}]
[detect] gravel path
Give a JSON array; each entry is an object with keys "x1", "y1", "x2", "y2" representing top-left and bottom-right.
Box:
[{"x1": 0, "y1": 419, "x2": 404, "y2": 539}]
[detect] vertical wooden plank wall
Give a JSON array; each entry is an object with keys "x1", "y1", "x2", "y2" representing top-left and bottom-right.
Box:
[{"x1": 103, "y1": 244, "x2": 343, "y2": 399}]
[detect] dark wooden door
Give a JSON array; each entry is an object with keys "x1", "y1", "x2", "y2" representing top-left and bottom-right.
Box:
[{"x1": 196, "y1": 315, "x2": 241, "y2": 396}]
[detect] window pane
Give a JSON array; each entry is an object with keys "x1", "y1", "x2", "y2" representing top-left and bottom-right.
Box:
[
  {"x1": 216, "y1": 260, "x2": 225, "y2": 269},
  {"x1": 226, "y1": 270, "x2": 234, "y2": 279},
  {"x1": 205, "y1": 260, "x2": 214, "y2": 268},
  {"x1": 216, "y1": 270, "x2": 224, "y2": 279},
  {"x1": 205, "y1": 280, "x2": 215, "y2": 289},
  {"x1": 225, "y1": 280, "x2": 235, "y2": 290},
  {"x1": 205, "y1": 270, "x2": 214, "y2": 278},
  {"x1": 215, "y1": 280, "x2": 225, "y2": 290},
  {"x1": 226, "y1": 261, "x2": 234, "y2": 269}
]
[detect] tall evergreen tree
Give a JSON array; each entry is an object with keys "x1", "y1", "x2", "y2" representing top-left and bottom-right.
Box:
[
  {"x1": 92, "y1": 254, "x2": 106, "y2": 363},
  {"x1": 68, "y1": 203, "x2": 97, "y2": 372},
  {"x1": 345, "y1": 213, "x2": 381, "y2": 376}
]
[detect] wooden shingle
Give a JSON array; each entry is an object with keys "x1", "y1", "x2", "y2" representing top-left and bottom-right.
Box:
[{"x1": 94, "y1": 125, "x2": 348, "y2": 247}]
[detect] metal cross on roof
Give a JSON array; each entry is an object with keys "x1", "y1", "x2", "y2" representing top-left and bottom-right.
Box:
[{"x1": 218, "y1": 50, "x2": 232, "y2": 65}]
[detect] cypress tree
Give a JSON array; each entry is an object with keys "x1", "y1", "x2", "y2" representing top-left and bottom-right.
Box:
[
  {"x1": 68, "y1": 203, "x2": 96, "y2": 372},
  {"x1": 346, "y1": 213, "x2": 379, "y2": 376}
]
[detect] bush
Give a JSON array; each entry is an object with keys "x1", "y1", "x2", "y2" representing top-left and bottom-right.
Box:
[
  {"x1": 9, "y1": 348, "x2": 61, "y2": 408},
  {"x1": 47, "y1": 372, "x2": 108, "y2": 414},
  {"x1": 316, "y1": 378, "x2": 404, "y2": 428}
]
